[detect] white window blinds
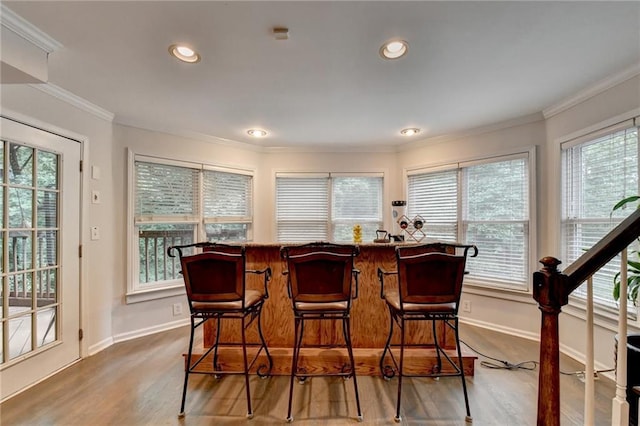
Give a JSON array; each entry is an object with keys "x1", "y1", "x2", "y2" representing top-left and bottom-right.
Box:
[
  {"x1": 408, "y1": 170, "x2": 458, "y2": 242},
  {"x1": 276, "y1": 175, "x2": 330, "y2": 242},
  {"x1": 562, "y1": 126, "x2": 639, "y2": 306},
  {"x1": 203, "y1": 170, "x2": 252, "y2": 220},
  {"x1": 275, "y1": 173, "x2": 383, "y2": 242},
  {"x1": 135, "y1": 161, "x2": 199, "y2": 221},
  {"x1": 332, "y1": 176, "x2": 383, "y2": 242},
  {"x1": 463, "y1": 158, "x2": 529, "y2": 286}
]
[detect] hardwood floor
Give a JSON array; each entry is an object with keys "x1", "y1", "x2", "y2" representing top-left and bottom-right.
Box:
[{"x1": 0, "y1": 323, "x2": 614, "y2": 425}]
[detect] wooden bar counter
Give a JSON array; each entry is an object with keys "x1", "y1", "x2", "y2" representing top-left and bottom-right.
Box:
[{"x1": 189, "y1": 243, "x2": 476, "y2": 376}]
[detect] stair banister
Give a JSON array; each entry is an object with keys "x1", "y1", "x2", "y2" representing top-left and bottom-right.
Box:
[{"x1": 534, "y1": 207, "x2": 640, "y2": 426}]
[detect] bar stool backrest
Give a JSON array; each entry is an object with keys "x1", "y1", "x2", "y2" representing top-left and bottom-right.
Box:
[
  {"x1": 180, "y1": 244, "x2": 246, "y2": 307},
  {"x1": 395, "y1": 243, "x2": 474, "y2": 310},
  {"x1": 281, "y1": 242, "x2": 358, "y2": 305}
]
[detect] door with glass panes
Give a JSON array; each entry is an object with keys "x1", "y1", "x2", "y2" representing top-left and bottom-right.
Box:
[{"x1": 0, "y1": 117, "x2": 81, "y2": 401}]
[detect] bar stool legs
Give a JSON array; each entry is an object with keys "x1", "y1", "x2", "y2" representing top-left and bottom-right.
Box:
[
  {"x1": 453, "y1": 319, "x2": 472, "y2": 423},
  {"x1": 286, "y1": 316, "x2": 303, "y2": 422},
  {"x1": 179, "y1": 316, "x2": 197, "y2": 418},
  {"x1": 380, "y1": 312, "x2": 472, "y2": 423},
  {"x1": 286, "y1": 314, "x2": 363, "y2": 423},
  {"x1": 343, "y1": 316, "x2": 363, "y2": 422},
  {"x1": 178, "y1": 303, "x2": 273, "y2": 419}
]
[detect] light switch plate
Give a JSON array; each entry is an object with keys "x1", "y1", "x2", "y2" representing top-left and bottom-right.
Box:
[
  {"x1": 90, "y1": 226, "x2": 100, "y2": 240},
  {"x1": 91, "y1": 165, "x2": 101, "y2": 180}
]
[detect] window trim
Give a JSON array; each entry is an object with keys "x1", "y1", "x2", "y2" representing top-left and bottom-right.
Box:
[
  {"x1": 126, "y1": 149, "x2": 255, "y2": 303},
  {"x1": 404, "y1": 146, "x2": 537, "y2": 293}
]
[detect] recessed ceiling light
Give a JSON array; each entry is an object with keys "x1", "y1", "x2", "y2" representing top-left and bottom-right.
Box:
[
  {"x1": 400, "y1": 128, "x2": 420, "y2": 136},
  {"x1": 380, "y1": 39, "x2": 408, "y2": 60},
  {"x1": 168, "y1": 43, "x2": 201, "y2": 63},
  {"x1": 247, "y1": 129, "x2": 267, "y2": 138}
]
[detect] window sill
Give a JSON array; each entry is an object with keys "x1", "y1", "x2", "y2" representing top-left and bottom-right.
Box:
[
  {"x1": 463, "y1": 280, "x2": 535, "y2": 305},
  {"x1": 126, "y1": 284, "x2": 186, "y2": 304},
  {"x1": 565, "y1": 296, "x2": 640, "y2": 334}
]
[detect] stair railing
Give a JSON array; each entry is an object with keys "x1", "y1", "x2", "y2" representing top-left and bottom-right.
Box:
[{"x1": 534, "y1": 207, "x2": 640, "y2": 426}]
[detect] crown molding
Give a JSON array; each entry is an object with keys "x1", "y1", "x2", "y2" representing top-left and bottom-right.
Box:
[
  {"x1": 29, "y1": 83, "x2": 115, "y2": 122},
  {"x1": 263, "y1": 144, "x2": 397, "y2": 154},
  {"x1": 543, "y1": 63, "x2": 640, "y2": 119},
  {"x1": 114, "y1": 120, "x2": 399, "y2": 154},
  {"x1": 1, "y1": 4, "x2": 62, "y2": 53},
  {"x1": 172, "y1": 129, "x2": 266, "y2": 153},
  {"x1": 397, "y1": 112, "x2": 544, "y2": 152}
]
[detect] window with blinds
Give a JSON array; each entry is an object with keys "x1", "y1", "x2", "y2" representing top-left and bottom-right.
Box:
[
  {"x1": 332, "y1": 176, "x2": 383, "y2": 242},
  {"x1": 203, "y1": 169, "x2": 252, "y2": 241},
  {"x1": 276, "y1": 175, "x2": 329, "y2": 242},
  {"x1": 407, "y1": 152, "x2": 531, "y2": 290},
  {"x1": 132, "y1": 157, "x2": 253, "y2": 290},
  {"x1": 463, "y1": 158, "x2": 529, "y2": 286},
  {"x1": 562, "y1": 126, "x2": 639, "y2": 308},
  {"x1": 408, "y1": 170, "x2": 458, "y2": 241},
  {"x1": 135, "y1": 162, "x2": 199, "y2": 220},
  {"x1": 276, "y1": 173, "x2": 383, "y2": 242}
]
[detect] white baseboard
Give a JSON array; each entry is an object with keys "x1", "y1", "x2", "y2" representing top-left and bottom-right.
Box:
[
  {"x1": 88, "y1": 336, "x2": 114, "y2": 356},
  {"x1": 559, "y1": 342, "x2": 616, "y2": 382},
  {"x1": 112, "y1": 318, "x2": 189, "y2": 344},
  {"x1": 86, "y1": 318, "x2": 189, "y2": 356},
  {"x1": 460, "y1": 316, "x2": 540, "y2": 342},
  {"x1": 460, "y1": 316, "x2": 616, "y2": 381}
]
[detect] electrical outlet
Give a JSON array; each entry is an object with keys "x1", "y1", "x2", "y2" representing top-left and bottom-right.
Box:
[
  {"x1": 462, "y1": 300, "x2": 472, "y2": 313},
  {"x1": 172, "y1": 303, "x2": 182, "y2": 316}
]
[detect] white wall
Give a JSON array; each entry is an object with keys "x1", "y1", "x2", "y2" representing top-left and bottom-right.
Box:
[{"x1": 0, "y1": 84, "x2": 115, "y2": 355}]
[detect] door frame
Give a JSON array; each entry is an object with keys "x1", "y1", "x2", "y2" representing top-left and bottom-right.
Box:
[{"x1": 0, "y1": 109, "x2": 87, "y2": 399}]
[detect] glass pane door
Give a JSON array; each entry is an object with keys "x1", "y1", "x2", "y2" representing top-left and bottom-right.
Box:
[
  {"x1": 0, "y1": 116, "x2": 81, "y2": 401},
  {"x1": 2, "y1": 142, "x2": 60, "y2": 361}
]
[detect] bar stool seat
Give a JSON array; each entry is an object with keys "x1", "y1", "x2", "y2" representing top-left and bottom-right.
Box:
[
  {"x1": 294, "y1": 301, "x2": 349, "y2": 311},
  {"x1": 383, "y1": 290, "x2": 456, "y2": 312},
  {"x1": 191, "y1": 289, "x2": 264, "y2": 312}
]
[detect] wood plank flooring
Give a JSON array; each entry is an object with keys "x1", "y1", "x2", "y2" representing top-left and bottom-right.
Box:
[{"x1": 0, "y1": 323, "x2": 615, "y2": 425}]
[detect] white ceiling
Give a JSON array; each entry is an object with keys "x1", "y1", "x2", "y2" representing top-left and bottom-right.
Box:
[{"x1": 3, "y1": 1, "x2": 640, "y2": 149}]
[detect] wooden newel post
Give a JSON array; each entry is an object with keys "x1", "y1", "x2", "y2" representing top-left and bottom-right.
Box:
[{"x1": 533, "y1": 256, "x2": 570, "y2": 426}]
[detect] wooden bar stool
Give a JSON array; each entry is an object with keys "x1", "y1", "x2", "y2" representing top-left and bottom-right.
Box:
[
  {"x1": 280, "y1": 242, "x2": 363, "y2": 423},
  {"x1": 168, "y1": 242, "x2": 272, "y2": 419},
  {"x1": 378, "y1": 242, "x2": 478, "y2": 423}
]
